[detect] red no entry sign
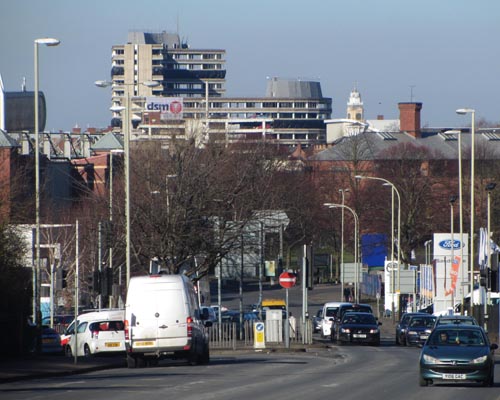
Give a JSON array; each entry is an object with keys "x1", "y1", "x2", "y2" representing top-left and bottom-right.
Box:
[{"x1": 279, "y1": 271, "x2": 296, "y2": 289}]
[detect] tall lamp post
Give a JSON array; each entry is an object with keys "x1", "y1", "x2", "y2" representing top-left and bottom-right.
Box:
[
  {"x1": 324, "y1": 203, "x2": 360, "y2": 303},
  {"x1": 456, "y1": 108, "x2": 475, "y2": 316},
  {"x1": 96, "y1": 80, "x2": 159, "y2": 287},
  {"x1": 34, "y1": 37, "x2": 59, "y2": 333},
  {"x1": 356, "y1": 175, "x2": 401, "y2": 319},
  {"x1": 485, "y1": 182, "x2": 496, "y2": 325},
  {"x1": 339, "y1": 188, "x2": 349, "y2": 299},
  {"x1": 449, "y1": 195, "x2": 458, "y2": 310}
]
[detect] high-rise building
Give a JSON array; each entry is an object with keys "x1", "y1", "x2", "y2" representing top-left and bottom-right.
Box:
[{"x1": 109, "y1": 31, "x2": 332, "y2": 147}]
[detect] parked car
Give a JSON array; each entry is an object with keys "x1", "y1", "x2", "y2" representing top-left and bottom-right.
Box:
[
  {"x1": 312, "y1": 308, "x2": 323, "y2": 333},
  {"x1": 403, "y1": 315, "x2": 436, "y2": 346},
  {"x1": 433, "y1": 315, "x2": 478, "y2": 328},
  {"x1": 41, "y1": 325, "x2": 63, "y2": 354},
  {"x1": 336, "y1": 312, "x2": 381, "y2": 346},
  {"x1": 64, "y1": 309, "x2": 126, "y2": 357},
  {"x1": 41, "y1": 315, "x2": 74, "y2": 332},
  {"x1": 419, "y1": 325, "x2": 497, "y2": 386},
  {"x1": 395, "y1": 312, "x2": 428, "y2": 345}
]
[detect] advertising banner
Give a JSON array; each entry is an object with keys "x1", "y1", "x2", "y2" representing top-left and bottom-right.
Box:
[
  {"x1": 145, "y1": 97, "x2": 183, "y2": 120},
  {"x1": 433, "y1": 233, "x2": 469, "y2": 314}
]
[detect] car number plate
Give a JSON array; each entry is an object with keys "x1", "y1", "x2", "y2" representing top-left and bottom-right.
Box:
[
  {"x1": 134, "y1": 341, "x2": 155, "y2": 347},
  {"x1": 443, "y1": 374, "x2": 466, "y2": 380},
  {"x1": 419, "y1": 335, "x2": 429, "y2": 340},
  {"x1": 353, "y1": 334, "x2": 366, "y2": 338},
  {"x1": 105, "y1": 342, "x2": 120, "y2": 347}
]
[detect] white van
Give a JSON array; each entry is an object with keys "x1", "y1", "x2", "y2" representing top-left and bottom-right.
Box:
[
  {"x1": 125, "y1": 274, "x2": 211, "y2": 368},
  {"x1": 63, "y1": 309, "x2": 125, "y2": 357},
  {"x1": 321, "y1": 302, "x2": 351, "y2": 337}
]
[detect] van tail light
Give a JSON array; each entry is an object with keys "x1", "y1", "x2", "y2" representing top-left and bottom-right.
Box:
[
  {"x1": 186, "y1": 316, "x2": 193, "y2": 337},
  {"x1": 124, "y1": 319, "x2": 129, "y2": 340}
]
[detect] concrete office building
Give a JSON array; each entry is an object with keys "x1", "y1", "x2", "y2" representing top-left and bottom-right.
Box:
[{"x1": 108, "y1": 31, "x2": 332, "y2": 147}]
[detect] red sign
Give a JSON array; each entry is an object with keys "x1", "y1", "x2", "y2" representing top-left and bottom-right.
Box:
[{"x1": 279, "y1": 272, "x2": 296, "y2": 289}]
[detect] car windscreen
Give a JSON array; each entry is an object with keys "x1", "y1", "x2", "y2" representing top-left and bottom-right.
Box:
[
  {"x1": 324, "y1": 307, "x2": 338, "y2": 317},
  {"x1": 408, "y1": 317, "x2": 435, "y2": 328},
  {"x1": 342, "y1": 314, "x2": 376, "y2": 325},
  {"x1": 429, "y1": 329, "x2": 486, "y2": 346}
]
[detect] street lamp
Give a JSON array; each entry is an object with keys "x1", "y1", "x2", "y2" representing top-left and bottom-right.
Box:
[
  {"x1": 485, "y1": 182, "x2": 496, "y2": 324},
  {"x1": 356, "y1": 175, "x2": 401, "y2": 319},
  {"x1": 449, "y1": 195, "x2": 458, "y2": 310},
  {"x1": 456, "y1": 108, "x2": 475, "y2": 316},
  {"x1": 96, "y1": 80, "x2": 159, "y2": 287},
  {"x1": 339, "y1": 188, "x2": 349, "y2": 298},
  {"x1": 34, "y1": 37, "x2": 59, "y2": 333},
  {"x1": 324, "y1": 202, "x2": 360, "y2": 302}
]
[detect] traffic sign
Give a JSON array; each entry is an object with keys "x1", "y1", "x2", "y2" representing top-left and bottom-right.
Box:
[{"x1": 279, "y1": 271, "x2": 296, "y2": 289}]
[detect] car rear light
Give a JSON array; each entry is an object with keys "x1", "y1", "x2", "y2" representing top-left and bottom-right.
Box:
[
  {"x1": 91, "y1": 329, "x2": 99, "y2": 339},
  {"x1": 124, "y1": 319, "x2": 129, "y2": 340},
  {"x1": 186, "y1": 316, "x2": 193, "y2": 337}
]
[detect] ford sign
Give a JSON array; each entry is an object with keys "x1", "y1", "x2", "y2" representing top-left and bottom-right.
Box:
[{"x1": 438, "y1": 239, "x2": 462, "y2": 250}]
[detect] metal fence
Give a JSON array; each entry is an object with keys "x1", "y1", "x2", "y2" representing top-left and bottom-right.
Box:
[{"x1": 208, "y1": 318, "x2": 313, "y2": 350}]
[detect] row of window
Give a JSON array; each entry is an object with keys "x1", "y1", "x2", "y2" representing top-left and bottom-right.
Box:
[{"x1": 113, "y1": 48, "x2": 223, "y2": 61}]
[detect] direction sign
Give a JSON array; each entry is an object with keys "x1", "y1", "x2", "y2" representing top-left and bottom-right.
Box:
[{"x1": 279, "y1": 272, "x2": 296, "y2": 289}]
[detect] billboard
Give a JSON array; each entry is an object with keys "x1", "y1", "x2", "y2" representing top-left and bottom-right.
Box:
[
  {"x1": 145, "y1": 97, "x2": 183, "y2": 120},
  {"x1": 432, "y1": 233, "x2": 469, "y2": 314}
]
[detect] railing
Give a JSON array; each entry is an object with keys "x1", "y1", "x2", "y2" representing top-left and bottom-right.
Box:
[{"x1": 208, "y1": 318, "x2": 313, "y2": 349}]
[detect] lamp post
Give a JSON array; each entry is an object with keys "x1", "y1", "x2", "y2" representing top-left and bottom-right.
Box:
[
  {"x1": 485, "y1": 182, "x2": 496, "y2": 325},
  {"x1": 96, "y1": 80, "x2": 159, "y2": 287},
  {"x1": 456, "y1": 108, "x2": 475, "y2": 316},
  {"x1": 356, "y1": 175, "x2": 401, "y2": 319},
  {"x1": 449, "y1": 195, "x2": 458, "y2": 310},
  {"x1": 457, "y1": 128, "x2": 465, "y2": 314},
  {"x1": 33, "y1": 38, "x2": 59, "y2": 335},
  {"x1": 339, "y1": 188, "x2": 349, "y2": 299},
  {"x1": 324, "y1": 202, "x2": 360, "y2": 302}
]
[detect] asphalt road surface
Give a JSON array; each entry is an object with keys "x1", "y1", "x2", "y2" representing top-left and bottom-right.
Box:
[{"x1": 2, "y1": 344, "x2": 499, "y2": 400}]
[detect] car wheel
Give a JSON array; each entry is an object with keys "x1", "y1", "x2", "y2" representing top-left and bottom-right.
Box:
[
  {"x1": 83, "y1": 344, "x2": 92, "y2": 357},
  {"x1": 200, "y1": 344, "x2": 210, "y2": 365},
  {"x1": 65, "y1": 345, "x2": 72, "y2": 358},
  {"x1": 127, "y1": 354, "x2": 137, "y2": 368},
  {"x1": 419, "y1": 376, "x2": 429, "y2": 387},
  {"x1": 482, "y1": 371, "x2": 494, "y2": 387}
]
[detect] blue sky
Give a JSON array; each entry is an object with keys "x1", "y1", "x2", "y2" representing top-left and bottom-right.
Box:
[{"x1": 1, "y1": 0, "x2": 499, "y2": 131}]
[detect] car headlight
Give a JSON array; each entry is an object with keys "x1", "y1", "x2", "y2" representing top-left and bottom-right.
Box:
[
  {"x1": 369, "y1": 328, "x2": 379, "y2": 334},
  {"x1": 471, "y1": 355, "x2": 488, "y2": 364},
  {"x1": 340, "y1": 328, "x2": 350, "y2": 333},
  {"x1": 422, "y1": 354, "x2": 444, "y2": 364}
]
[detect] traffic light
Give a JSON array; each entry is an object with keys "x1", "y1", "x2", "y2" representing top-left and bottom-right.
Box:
[
  {"x1": 100, "y1": 268, "x2": 113, "y2": 297},
  {"x1": 91, "y1": 269, "x2": 100, "y2": 293},
  {"x1": 55, "y1": 268, "x2": 68, "y2": 290}
]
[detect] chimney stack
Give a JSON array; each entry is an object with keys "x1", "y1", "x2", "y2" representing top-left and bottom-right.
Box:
[{"x1": 399, "y1": 102, "x2": 422, "y2": 138}]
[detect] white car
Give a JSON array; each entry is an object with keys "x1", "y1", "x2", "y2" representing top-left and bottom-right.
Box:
[
  {"x1": 321, "y1": 302, "x2": 351, "y2": 337},
  {"x1": 64, "y1": 309, "x2": 126, "y2": 357}
]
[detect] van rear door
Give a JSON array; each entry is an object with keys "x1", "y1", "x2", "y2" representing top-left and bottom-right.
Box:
[{"x1": 130, "y1": 286, "x2": 188, "y2": 350}]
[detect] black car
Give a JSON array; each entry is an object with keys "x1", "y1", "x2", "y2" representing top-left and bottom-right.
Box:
[
  {"x1": 403, "y1": 315, "x2": 436, "y2": 346},
  {"x1": 336, "y1": 312, "x2": 381, "y2": 346},
  {"x1": 333, "y1": 303, "x2": 374, "y2": 341},
  {"x1": 395, "y1": 312, "x2": 428, "y2": 345},
  {"x1": 419, "y1": 325, "x2": 498, "y2": 386}
]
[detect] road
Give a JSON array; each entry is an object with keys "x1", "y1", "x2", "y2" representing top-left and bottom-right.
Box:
[{"x1": 2, "y1": 343, "x2": 499, "y2": 400}]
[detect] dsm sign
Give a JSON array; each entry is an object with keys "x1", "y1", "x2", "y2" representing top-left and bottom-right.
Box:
[{"x1": 145, "y1": 97, "x2": 183, "y2": 120}]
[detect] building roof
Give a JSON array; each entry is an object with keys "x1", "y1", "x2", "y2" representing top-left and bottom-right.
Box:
[
  {"x1": 90, "y1": 132, "x2": 123, "y2": 151},
  {"x1": 0, "y1": 128, "x2": 20, "y2": 148},
  {"x1": 310, "y1": 128, "x2": 500, "y2": 161}
]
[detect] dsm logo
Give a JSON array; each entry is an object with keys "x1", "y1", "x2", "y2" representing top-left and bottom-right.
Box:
[{"x1": 438, "y1": 239, "x2": 462, "y2": 250}]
